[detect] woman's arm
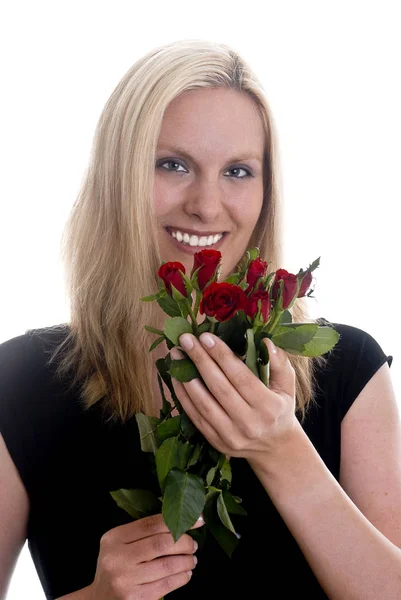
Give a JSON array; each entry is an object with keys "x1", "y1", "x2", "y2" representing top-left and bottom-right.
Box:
[{"x1": 248, "y1": 362, "x2": 401, "y2": 599}]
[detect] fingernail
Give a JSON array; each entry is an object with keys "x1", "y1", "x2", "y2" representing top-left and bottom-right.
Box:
[
  {"x1": 179, "y1": 333, "x2": 194, "y2": 350},
  {"x1": 200, "y1": 333, "x2": 215, "y2": 348},
  {"x1": 193, "y1": 540, "x2": 198, "y2": 552},
  {"x1": 197, "y1": 515, "x2": 204, "y2": 522},
  {"x1": 193, "y1": 555, "x2": 198, "y2": 565}
]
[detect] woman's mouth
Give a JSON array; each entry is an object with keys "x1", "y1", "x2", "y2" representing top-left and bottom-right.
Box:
[{"x1": 165, "y1": 227, "x2": 227, "y2": 254}]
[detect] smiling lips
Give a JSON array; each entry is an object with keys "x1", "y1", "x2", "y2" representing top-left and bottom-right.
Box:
[{"x1": 167, "y1": 227, "x2": 224, "y2": 248}]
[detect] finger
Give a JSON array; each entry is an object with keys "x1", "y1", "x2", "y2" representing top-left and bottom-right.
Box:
[
  {"x1": 184, "y1": 332, "x2": 266, "y2": 409},
  {"x1": 133, "y1": 531, "x2": 197, "y2": 563},
  {"x1": 264, "y1": 338, "x2": 296, "y2": 400},
  {"x1": 133, "y1": 551, "x2": 197, "y2": 585},
  {"x1": 110, "y1": 513, "x2": 204, "y2": 545},
  {"x1": 140, "y1": 570, "x2": 194, "y2": 598},
  {"x1": 171, "y1": 376, "x2": 226, "y2": 447}
]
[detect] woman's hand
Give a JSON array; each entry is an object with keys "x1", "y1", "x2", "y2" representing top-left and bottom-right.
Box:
[
  {"x1": 170, "y1": 332, "x2": 298, "y2": 461},
  {"x1": 87, "y1": 513, "x2": 203, "y2": 600}
]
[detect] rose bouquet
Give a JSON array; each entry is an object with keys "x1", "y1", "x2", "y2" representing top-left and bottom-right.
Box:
[{"x1": 110, "y1": 247, "x2": 339, "y2": 557}]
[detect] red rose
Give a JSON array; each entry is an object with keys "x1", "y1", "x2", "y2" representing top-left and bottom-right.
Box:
[
  {"x1": 246, "y1": 257, "x2": 268, "y2": 293},
  {"x1": 271, "y1": 268, "x2": 299, "y2": 309},
  {"x1": 298, "y1": 271, "x2": 313, "y2": 297},
  {"x1": 200, "y1": 281, "x2": 248, "y2": 322},
  {"x1": 245, "y1": 289, "x2": 272, "y2": 323},
  {"x1": 191, "y1": 249, "x2": 222, "y2": 291},
  {"x1": 158, "y1": 262, "x2": 187, "y2": 297}
]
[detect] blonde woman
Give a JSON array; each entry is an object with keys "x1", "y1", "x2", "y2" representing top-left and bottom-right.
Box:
[{"x1": 0, "y1": 40, "x2": 399, "y2": 600}]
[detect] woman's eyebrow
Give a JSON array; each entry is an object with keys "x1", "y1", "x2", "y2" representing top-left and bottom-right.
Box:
[{"x1": 156, "y1": 145, "x2": 263, "y2": 164}]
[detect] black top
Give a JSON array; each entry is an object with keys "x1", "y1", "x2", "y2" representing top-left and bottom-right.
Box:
[{"x1": 0, "y1": 321, "x2": 393, "y2": 599}]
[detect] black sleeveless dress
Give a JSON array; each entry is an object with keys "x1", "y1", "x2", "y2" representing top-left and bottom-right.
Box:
[{"x1": 0, "y1": 321, "x2": 393, "y2": 599}]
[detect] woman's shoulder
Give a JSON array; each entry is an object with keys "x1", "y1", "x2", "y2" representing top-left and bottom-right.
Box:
[
  {"x1": 0, "y1": 324, "x2": 77, "y2": 498},
  {"x1": 0, "y1": 324, "x2": 70, "y2": 383},
  {"x1": 312, "y1": 316, "x2": 393, "y2": 417},
  {"x1": 316, "y1": 316, "x2": 393, "y2": 369}
]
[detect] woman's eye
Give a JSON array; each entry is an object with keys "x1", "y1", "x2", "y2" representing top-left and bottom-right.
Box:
[
  {"x1": 226, "y1": 167, "x2": 252, "y2": 179},
  {"x1": 156, "y1": 160, "x2": 252, "y2": 179},
  {"x1": 157, "y1": 160, "x2": 187, "y2": 173}
]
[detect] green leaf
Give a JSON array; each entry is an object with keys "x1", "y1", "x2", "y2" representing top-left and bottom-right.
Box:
[
  {"x1": 145, "y1": 325, "x2": 165, "y2": 335},
  {"x1": 277, "y1": 309, "x2": 292, "y2": 325},
  {"x1": 156, "y1": 355, "x2": 184, "y2": 414},
  {"x1": 180, "y1": 411, "x2": 198, "y2": 439},
  {"x1": 156, "y1": 415, "x2": 181, "y2": 442},
  {"x1": 171, "y1": 282, "x2": 188, "y2": 303},
  {"x1": 190, "y1": 264, "x2": 203, "y2": 290},
  {"x1": 157, "y1": 294, "x2": 182, "y2": 317},
  {"x1": 164, "y1": 317, "x2": 193, "y2": 346},
  {"x1": 156, "y1": 437, "x2": 184, "y2": 492},
  {"x1": 271, "y1": 323, "x2": 339, "y2": 357},
  {"x1": 206, "y1": 466, "x2": 218, "y2": 486},
  {"x1": 223, "y1": 273, "x2": 241, "y2": 285},
  {"x1": 300, "y1": 325, "x2": 340, "y2": 357},
  {"x1": 220, "y1": 458, "x2": 232, "y2": 485},
  {"x1": 180, "y1": 271, "x2": 194, "y2": 296},
  {"x1": 149, "y1": 335, "x2": 165, "y2": 352},
  {"x1": 110, "y1": 488, "x2": 161, "y2": 519},
  {"x1": 245, "y1": 328, "x2": 259, "y2": 377},
  {"x1": 271, "y1": 323, "x2": 318, "y2": 352},
  {"x1": 208, "y1": 447, "x2": 221, "y2": 463},
  {"x1": 157, "y1": 374, "x2": 171, "y2": 420},
  {"x1": 203, "y1": 491, "x2": 239, "y2": 558},
  {"x1": 140, "y1": 291, "x2": 164, "y2": 302},
  {"x1": 135, "y1": 414, "x2": 160, "y2": 453},
  {"x1": 169, "y1": 357, "x2": 200, "y2": 382},
  {"x1": 180, "y1": 441, "x2": 195, "y2": 470},
  {"x1": 248, "y1": 247, "x2": 260, "y2": 261},
  {"x1": 187, "y1": 441, "x2": 202, "y2": 467},
  {"x1": 222, "y1": 490, "x2": 247, "y2": 516},
  {"x1": 263, "y1": 271, "x2": 276, "y2": 291},
  {"x1": 163, "y1": 469, "x2": 206, "y2": 542},
  {"x1": 217, "y1": 493, "x2": 237, "y2": 535}
]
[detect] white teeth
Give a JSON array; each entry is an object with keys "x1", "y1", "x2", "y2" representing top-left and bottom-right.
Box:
[{"x1": 169, "y1": 228, "x2": 223, "y2": 247}]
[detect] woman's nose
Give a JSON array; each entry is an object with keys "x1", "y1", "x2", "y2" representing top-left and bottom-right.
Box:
[{"x1": 183, "y1": 178, "x2": 225, "y2": 221}]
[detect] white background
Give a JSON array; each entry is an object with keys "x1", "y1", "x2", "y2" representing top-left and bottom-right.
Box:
[{"x1": 1, "y1": 1, "x2": 399, "y2": 597}]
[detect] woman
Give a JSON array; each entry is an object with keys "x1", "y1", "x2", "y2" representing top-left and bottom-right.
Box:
[{"x1": 0, "y1": 39, "x2": 399, "y2": 599}]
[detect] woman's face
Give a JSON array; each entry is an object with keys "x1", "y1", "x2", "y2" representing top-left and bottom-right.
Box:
[{"x1": 154, "y1": 87, "x2": 266, "y2": 281}]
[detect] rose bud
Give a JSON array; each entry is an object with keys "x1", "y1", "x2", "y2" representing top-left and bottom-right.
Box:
[
  {"x1": 298, "y1": 271, "x2": 313, "y2": 298},
  {"x1": 245, "y1": 257, "x2": 268, "y2": 293},
  {"x1": 245, "y1": 289, "x2": 272, "y2": 323},
  {"x1": 271, "y1": 268, "x2": 299, "y2": 310},
  {"x1": 200, "y1": 281, "x2": 248, "y2": 322},
  {"x1": 190, "y1": 248, "x2": 222, "y2": 291},
  {"x1": 158, "y1": 262, "x2": 188, "y2": 297}
]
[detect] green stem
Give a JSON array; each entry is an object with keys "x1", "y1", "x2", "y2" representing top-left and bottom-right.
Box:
[
  {"x1": 209, "y1": 320, "x2": 216, "y2": 334},
  {"x1": 193, "y1": 290, "x2": 202, "y2": 319},
  {"x1": 265, "y1": 309, "x2": 283, "y2": 334},
  {"x1": 186, "y1": 301, "x2": 199, "y2": 335}
]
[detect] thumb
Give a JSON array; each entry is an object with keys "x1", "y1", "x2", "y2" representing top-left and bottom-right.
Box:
[{"x1": 264, "y1": 338, "x2": 295, "y2": 398}]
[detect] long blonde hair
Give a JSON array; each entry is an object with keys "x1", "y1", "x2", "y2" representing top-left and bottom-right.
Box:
[{"x1": 37, "y1": 39, "x2": 331, "y2": 424}]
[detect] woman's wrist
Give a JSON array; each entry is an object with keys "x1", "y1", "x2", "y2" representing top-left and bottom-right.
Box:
[{"x1": 246, "y1": 420, "x2": 328, "y2": 502}]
